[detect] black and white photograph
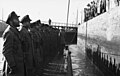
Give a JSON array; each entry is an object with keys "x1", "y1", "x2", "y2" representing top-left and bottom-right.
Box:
[{"x1": 0, "y1": 0, "x2": 120, "y2": 76}]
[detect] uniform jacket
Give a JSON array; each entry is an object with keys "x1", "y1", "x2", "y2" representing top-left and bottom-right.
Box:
[
  {"x1": 2, "y1": 26, "x2": 25, "y2": 76},
  {"x1": 30, "y1": 28, "x2": 43, "y2": 65},
  {"x1": 30, "y1": 28, "x2": 43, "y2": 75},
  {"x1": 20, "y1": 26, "x2": 35, "y2": 76}
]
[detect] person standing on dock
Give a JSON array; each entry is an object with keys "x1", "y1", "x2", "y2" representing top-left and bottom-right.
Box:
[
  {"x1": 30, "y1": 20, "x2": 43, "y2": 76},
  {"x1": 48, "y1": 18, "x2": 51, "y2": 25},
  {"x1": 20, "y1": 15, "x2": 35, "y2": 76},
  {"x1": 2, "y1": 11, "x2": 25, "y2": 76}
]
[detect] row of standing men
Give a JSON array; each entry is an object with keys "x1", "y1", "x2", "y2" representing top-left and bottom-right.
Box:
[
  {"x1": 84, "y1": 0, "x2": 120, "y2": 22},
  {"x1": 2, "y1": 11, "x2": 65, "y2": 76},
  {"x1": 84, "y1": 0, "x2": 107, "y2": 22}
]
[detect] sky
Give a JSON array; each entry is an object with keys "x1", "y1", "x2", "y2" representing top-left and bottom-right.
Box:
[{"x1": 0, "y1": 0, "x2": 92, "y2": 24}]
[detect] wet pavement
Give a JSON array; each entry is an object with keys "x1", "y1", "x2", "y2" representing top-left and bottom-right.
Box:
[{"x1": 69, "y1": 37, "x2": 104, "y2": 76}]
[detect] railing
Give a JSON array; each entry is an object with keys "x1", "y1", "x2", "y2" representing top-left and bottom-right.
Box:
[
  {"x1": 85, "y1": 46, "x2": 120, "y2": 76},
  {"x1": 41, "y1": 21, "x2": 77, "y2": 27}
]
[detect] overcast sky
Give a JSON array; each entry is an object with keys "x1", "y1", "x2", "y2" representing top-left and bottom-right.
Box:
[{"x1": 0, "y1": 0, "x2": 92, "y2": 23}]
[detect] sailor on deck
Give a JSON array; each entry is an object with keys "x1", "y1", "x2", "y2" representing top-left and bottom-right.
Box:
[
  {"x1": 2, "y1": 11, "x2": 25, "y2": 76},
  {"x1": 20, "y1": 15, "x2": 35, "y2": 76},
  {"x1": 30, "y1": 20, "x2": 43, "y2": 76}
]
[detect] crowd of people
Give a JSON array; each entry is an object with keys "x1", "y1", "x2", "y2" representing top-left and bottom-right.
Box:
[
  {"x1": 2, "y1": 11, "x2": 65, "y2": 76},
  {"x1": 84, "y1": 0, "x2": 120, "y2": 22},
  {"x1": 84, "y1": 0, "x2": 107, "y2": 22}
]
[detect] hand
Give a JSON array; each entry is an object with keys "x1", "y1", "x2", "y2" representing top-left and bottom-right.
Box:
[{"x1": 10, "y1": 66, "x2": 17, "y2": 74}]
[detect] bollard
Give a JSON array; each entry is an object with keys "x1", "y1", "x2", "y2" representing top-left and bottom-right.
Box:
[
  {"x1": 99, "y1": 52, "x2": 102, "y2": 70},
  {"x1": 98, "y1": 51, "x2": 101, "y2": 68},
  {"x1": 93, "y1": 51, "x2": 95, "y2": 64},
  {"x1": 101, "y1": 53, "x2": 103, "y2": 61},
  {"x1": 114, "y1": 58, "x2": 116, "y2": 65},
  {"x1": 101, "y1": 52, "x2": 104, "y2": 68},
  {"x1": 109, "y1": 57, "x2": 113, "y2": 75},
  {"x1": 96, "y1": 51, "x2": 98, "y2": 65},
  {"x1": 113, "y1": 58, "x2": 117, "y2": 76},
  {"x1": 103, "y1": 54, "x2": 106, "y2": 67},
  {"x1": 116, "y1": 64, "x2": 120, "y2": 76},
  {"x1": 106, "y1": 55, "x2": 109, "y2": 68}
]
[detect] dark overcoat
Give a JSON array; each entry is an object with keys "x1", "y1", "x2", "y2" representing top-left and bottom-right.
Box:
[
  {"x1": 30, "y1": 27, "x2": 43, "y2": 75},
  {"x1": 20, "y1": 26, "x2": 35, "y2": 76},
  {"x1": 2, "y1": 26, "x2": 25, "y2": 76}
]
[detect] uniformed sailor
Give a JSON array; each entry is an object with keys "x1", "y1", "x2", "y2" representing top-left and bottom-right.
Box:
[
  {"x1": 2, "y1": 11, "x2": 25, "y2": 76},
  {"x1": 30, "y1": 21, "x2": 43, "y2": 76},
  {"x1": 20, "y1": 15, "x2": 35, "y2": 76}
]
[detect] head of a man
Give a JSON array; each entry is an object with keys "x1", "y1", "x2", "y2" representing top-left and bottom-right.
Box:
[
  {"x1": 30, "y1": 21, "x2": 39, "y2": 29},
  {"x1": 21, "y1": 15, "x2": 32, "y2": 28},
  {"x1": 6, "y1": 11, "x2": 20, "y2": 27},
  {"x1": 35, "y1": 20, "x2": 41, "y2": 28}
]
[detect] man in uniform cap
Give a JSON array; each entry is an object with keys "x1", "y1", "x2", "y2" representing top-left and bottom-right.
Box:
[
  {"x1": 20, "y1": 15, "x2": 32, "y2": 29},
  {"x1": 36, "y1": 20, "x2": 41, "y2": 24},
  {"x1": 21, "y1": 15, "x2": 31, "y2": 24},
  {"x1": 35, "y1": 20, "x2": 42, "y2": 28},
  {"x1": 20, "y1": 15, "x2": 35, "y2": 76},
  {"x1": 2, "y1": 11, "x2": 25, "y2": 76},
  {"x1": 6, "y1": 11, "x2": 20, "y2": 26},
  {"x1": 30, "y1": 21, "x2": 43, "y2": 76}
]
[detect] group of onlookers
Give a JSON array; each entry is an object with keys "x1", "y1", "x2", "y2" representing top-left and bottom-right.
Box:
[
  {"x1": 84, "y1": 0, "x2": 120, "y2": 22},
  {"x1": 84, "y1": 0, "x2": 107, "y2": 22}
]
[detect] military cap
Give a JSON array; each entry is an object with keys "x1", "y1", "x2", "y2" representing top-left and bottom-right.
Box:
[
  {"x1": 36, "y1": 20, "x2": 41, "y2": 24},
  {"x1": 30, "y1": 21, "x2": 38, "y2": 28},
  {"x1": 6, "y1": 11, "x2": 20, "y2": 25},
  {"x1": 21, "y1": 15, "x2": 32, "y2": 23}
]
